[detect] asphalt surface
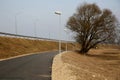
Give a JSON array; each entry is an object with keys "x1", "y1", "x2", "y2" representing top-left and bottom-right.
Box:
[{"x1": 0, "y1": 51, "x2": 58, "y2": 80}]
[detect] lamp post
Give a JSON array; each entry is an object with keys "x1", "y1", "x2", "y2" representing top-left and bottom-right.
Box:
[
  {"x1": 64, "y1": 28, "x2": 69, "y2": 51},
  {"x1": 55, "y1": 11, "x2": 62, "y2": 53},
  {"x1": 33, "y1": 18, "x2": 39, "y2": 38},
  {"x1": 15, "y1": 12, "x2": 22, "y2": 35}
]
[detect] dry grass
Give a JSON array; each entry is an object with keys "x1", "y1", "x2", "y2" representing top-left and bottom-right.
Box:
[
  {"x1": 62, "y1": 49, "x2": 120, "y2": 80},
  {"x1": 0, "y1": 36, "x2": 74, "y2": 59},
  {"x1": 98, "y1": 44, "x2": 120, "y2": 49}
]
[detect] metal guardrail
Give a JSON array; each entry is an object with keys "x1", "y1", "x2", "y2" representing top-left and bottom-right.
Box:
[
  {"x1": 0, "y1": 32, "x2": 74, "y2": 43},
  {"x1": 0, "y1": 32, "x2": 58, "y2": 41}
]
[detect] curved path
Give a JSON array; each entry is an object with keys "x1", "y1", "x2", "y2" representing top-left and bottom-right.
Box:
[{"x1": 0, "y1": 51, "x2": 58, "y2": 80}]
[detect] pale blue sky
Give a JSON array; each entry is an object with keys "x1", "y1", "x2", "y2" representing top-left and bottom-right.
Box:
[{"x1": 0, "y1": 0, "x2": 120, "y2": 40}]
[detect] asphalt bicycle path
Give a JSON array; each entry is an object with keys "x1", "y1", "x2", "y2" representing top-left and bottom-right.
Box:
[{"x1": 0, "y1": 51, "x2": 58, "y2": 80}]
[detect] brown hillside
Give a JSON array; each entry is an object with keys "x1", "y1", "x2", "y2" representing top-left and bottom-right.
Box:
[{"x1": 0, "y1": 36, "x2": 74, "y2": 59}]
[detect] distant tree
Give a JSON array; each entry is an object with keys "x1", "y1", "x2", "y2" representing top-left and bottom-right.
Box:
[
  {"x1": 116, "y1": 25, "x2": 120, "y2": 45},
  {"x1": 66, "y1": 3, "x2": 118, "y2": 54}
]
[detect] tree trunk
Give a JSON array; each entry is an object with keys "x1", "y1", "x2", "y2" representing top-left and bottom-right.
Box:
[{"x1": 80, "y1": 47, "x2": 89, "y2": 54}]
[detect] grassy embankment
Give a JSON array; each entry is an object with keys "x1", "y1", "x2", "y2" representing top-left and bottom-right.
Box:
[{"x1": 0, "y1": 36, "x2": 76, "y2": 59}]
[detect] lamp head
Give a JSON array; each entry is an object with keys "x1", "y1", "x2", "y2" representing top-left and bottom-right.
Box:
[{"x1": 55, "y1": 11, "x2": 61, "y2": 15}]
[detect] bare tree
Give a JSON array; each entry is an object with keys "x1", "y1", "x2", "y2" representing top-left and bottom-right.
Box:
[{"x1": 66, "y1": 3, "x2": 118, "y2": 54}]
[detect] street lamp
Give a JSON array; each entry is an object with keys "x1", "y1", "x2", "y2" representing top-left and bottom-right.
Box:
[
  {"x1": 64, "y1": 28, "x2": 69, "y2": 51},
  {"x1": 15, "y1": 12, "x2": 23, "y2": 35},
  {"x1": 55, "y1": 11, "x2": 62, "y2": 53},
  {"x1": 34, "y1": 19, "x2": 39, "y2": 37}
]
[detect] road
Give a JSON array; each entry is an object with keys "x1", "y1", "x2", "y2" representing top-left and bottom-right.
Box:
[{"x1": 0, "y1": 51, "x2": 58, "y2": 80}]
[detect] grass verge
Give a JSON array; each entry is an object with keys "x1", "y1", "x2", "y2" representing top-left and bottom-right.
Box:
[{"x1": 61, "y1": 49, "x2": 120, "y2": 80}]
